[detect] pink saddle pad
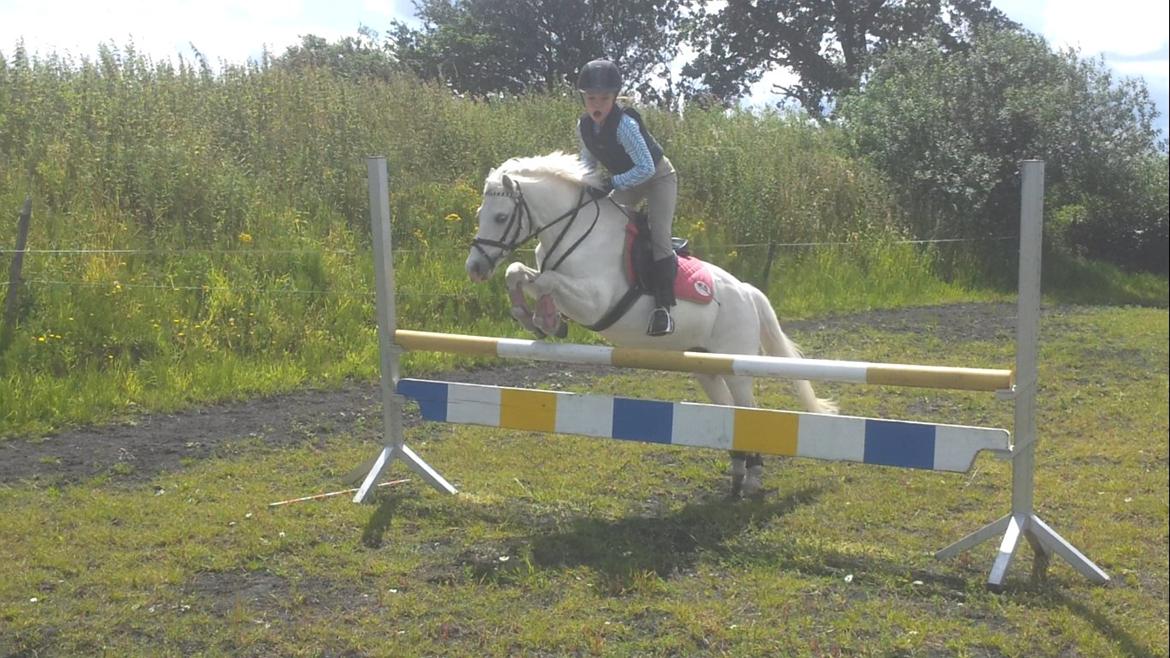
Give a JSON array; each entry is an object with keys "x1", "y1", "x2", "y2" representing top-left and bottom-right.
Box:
[{"x1": 623, "y1": 223, "x2": 714, "y2": 305}]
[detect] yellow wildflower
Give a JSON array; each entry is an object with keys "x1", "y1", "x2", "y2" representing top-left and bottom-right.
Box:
[
  {"x1": 444, "y1": 213, "x2": 461, "y2": 222},
  {"x1": 238, "y1": 232, "x2": 254, "y2": 245}
]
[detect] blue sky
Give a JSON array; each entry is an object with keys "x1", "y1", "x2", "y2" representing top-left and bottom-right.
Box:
[{"x1": 1, "y1": 0, "x2": 1166, "y2": 136}]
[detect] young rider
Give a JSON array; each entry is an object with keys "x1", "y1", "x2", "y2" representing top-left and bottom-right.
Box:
[{"x1": 576, "y1": 58, "x2": 679, "y2": 337}]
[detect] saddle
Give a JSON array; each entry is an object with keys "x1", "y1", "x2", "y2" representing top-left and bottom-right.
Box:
[
  {"x1": 623, "y1": 212, "x2": 714, "y2": 305},
  {"x1": 583, "y1": 212, "x2": 714, "y2": 332}
]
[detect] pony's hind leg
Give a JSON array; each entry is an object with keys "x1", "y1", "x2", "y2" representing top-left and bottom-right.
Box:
[
  {"x1": 695, "y1": 374, "x2": 748, "y2": 498},
  {"x1": 724, "y1": 375, "x2": 766, "y2": 497}
]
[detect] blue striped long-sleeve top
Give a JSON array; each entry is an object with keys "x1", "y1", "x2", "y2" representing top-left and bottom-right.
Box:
[{"x1": 578, "y1": 113, "x2": 657, "y2": 190}]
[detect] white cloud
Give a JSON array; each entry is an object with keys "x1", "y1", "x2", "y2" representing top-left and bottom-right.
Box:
[
  {"x1": 1111, "y1": 57, "x2": 1170, "y2": 84},
  {"x1": 1042, "y1": 0, "x2": 1169, "y2": 58},
  {"x1": 361, "y1": 0, "x2": 396, "y2": 17},
  {"x1": 0, "y1": 0, "x2": 348, "y2": 66},
  {"x1": 743, "y1": 66, "x2": 802, "y2": 110}
]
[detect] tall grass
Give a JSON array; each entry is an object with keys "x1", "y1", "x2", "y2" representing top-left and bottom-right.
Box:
[{"x1": 0, "y1": 45, "x2": 1163, "y2": 437}]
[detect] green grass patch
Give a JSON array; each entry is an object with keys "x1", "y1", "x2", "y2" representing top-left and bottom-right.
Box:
[{"x1": 1, "y1": 306, "x2": 1165, "y2": 656}]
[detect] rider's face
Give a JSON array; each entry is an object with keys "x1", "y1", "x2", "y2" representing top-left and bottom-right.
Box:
[{"x1": 583, "y1": 92, "x2": 616, "y2": 124}]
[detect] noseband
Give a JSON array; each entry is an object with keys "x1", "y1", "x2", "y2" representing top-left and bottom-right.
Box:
[{"x1": 470, "y1": 182, "x2": 601, "y2": 273}]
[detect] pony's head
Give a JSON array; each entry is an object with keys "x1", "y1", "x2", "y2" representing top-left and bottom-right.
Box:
[{"x1": 466, "y1": 151, "x2": 604, "y2": 282}]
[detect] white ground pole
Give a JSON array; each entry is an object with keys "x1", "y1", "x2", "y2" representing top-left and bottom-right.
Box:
[
  {"x1": 351, "y1": 157, "x2": 456, "y2": 502},
  {"x1": 935, "y1": 161, "x2": 1110, "y2": 586}
]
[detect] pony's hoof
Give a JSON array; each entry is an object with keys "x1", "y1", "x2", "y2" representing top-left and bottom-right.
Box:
[{"x1": 742, "y1": 465, "x2": 765, "y2": 498}]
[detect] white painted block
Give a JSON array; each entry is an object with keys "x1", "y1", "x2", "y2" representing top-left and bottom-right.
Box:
[
  {"x1": 555, "y1": 393, "x2": 615, "y2": 438},
  {"x1": 446, "y1": 382, "x2": 502, "y2": 426},
  {"x1": 934, "y1": 425, "x2": 1011, "y2": 472},
  {"x1": 797, "y1": 413, "x2": 867, "y2": 462}
]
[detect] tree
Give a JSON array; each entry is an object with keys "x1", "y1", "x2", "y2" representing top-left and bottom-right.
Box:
[
  {"x1": 273, "y1": 29, "x2": 402, "y2": 82},
  {"x1": 387, "y1": 0, "x2": 691, "y2": 103},
  {"x1": 683, "y1": 0, "x2": 1015, "y2": 116},
  {"x1": 837, "y1": 29, "x2": 1167, "y2": 271}
]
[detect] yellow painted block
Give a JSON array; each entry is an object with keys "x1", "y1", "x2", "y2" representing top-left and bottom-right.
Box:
[
  {"x1": 500, "y1": 388, "x2": 558, "y2": 432},
  {"x1": 732, "y1": 408, "x2": 798, "y2": 455}
]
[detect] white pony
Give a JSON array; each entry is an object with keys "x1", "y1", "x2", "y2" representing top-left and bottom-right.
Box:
[{"x1": 465, "y1": 151, "x2": 836, "y2": 496}]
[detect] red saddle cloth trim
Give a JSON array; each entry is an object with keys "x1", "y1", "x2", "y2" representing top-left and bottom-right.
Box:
[{"x1": 623, "y1": 223, "x2": 715, "y2": 305}]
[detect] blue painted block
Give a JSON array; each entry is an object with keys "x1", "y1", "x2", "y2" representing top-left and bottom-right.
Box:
[
  {"x1": 397, "y1": 379, "x2": 449, "y2": 421},
  {"x1": 612, "y1": 398, "x2": 674, "y2": 444},
  {"x1": 863, "y1": 420, "x2": 935, "y2": 469}
]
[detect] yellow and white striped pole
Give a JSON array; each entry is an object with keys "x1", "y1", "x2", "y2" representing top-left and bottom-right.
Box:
[{"x1": 394, "y1": 329, "x2": 1014, "y2": 393}]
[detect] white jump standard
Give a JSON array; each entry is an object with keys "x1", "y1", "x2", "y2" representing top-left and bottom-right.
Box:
[{"x1": 352, "y1": 157, "x2": 1109, "y2": 587}]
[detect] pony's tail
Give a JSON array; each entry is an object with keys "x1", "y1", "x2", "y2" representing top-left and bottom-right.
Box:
[{"x1": 749, "y1": 285, "x2": 838, "y2": 415}]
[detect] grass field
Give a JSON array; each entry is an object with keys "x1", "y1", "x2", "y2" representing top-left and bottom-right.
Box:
[{"x1": 1, "y1": 304, "x2": 1166, "y2": 657}]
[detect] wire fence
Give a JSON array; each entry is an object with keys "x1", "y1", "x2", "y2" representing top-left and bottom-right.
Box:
[
  {"x1": 0, "y1": 234, "x2": 1014, "y2": 257},
  {"x1": 2, "y1": 235, "x2": 1015, "y2": 300}
]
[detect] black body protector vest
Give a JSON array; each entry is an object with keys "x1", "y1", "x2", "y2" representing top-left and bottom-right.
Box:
[{"x1": 578, "y1": 106, "x2": 664, "y2": 176}]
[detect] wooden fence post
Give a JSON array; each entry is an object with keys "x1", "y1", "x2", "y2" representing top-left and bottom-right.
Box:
[{"x1": 1, "y1": 196, "x2": 33, "y2": 352}]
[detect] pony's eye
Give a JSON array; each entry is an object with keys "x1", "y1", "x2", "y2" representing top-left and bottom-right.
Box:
[{"x1": 494, "y1": 213, "x2": 508, "y2": 224}]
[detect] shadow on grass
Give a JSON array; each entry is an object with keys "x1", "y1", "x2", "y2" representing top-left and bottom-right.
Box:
[
  {"x1": 1044, "y1": 252, "x2": 1169, "y2": 308},
  {"x1": 495, "y1": 485, "x2": 828, "y2": 592},
  {"x1": 361, "y1": 492, "x2": 402, "y2": 549},
  {"x1": 1040, "y1": 589, "x2": 1160, "y2": 658}
]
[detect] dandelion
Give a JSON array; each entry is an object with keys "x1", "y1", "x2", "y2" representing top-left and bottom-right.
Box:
[
  {"x1": 444, "y1": 213, "x2": 461, "y2": 222},
  {"x1": 238, "y1": 232, "x2": 253, "y2": 245}
]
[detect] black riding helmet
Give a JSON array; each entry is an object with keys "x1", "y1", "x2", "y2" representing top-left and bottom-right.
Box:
[{"x1": 577, "y1": 59, "x2": 622, "y2": 93}]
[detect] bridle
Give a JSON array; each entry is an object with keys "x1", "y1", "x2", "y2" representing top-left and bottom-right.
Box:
[{"x1": 470, "y1": 181, "x2": 605, "y2": 273}]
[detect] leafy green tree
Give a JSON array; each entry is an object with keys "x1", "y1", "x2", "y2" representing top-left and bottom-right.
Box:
[
  {"x1": 387, "y1": 0, "x2": 691, "y2": 102},
  {"x1": 683, "y1": 0, "x2": 1015, "y2": 116},
  {"x1": 273, "y1": 29, "x2": 402, "y2": 82},
  {"x1": 837, "y1": 29, "x2": 1167, "y2": 271}
]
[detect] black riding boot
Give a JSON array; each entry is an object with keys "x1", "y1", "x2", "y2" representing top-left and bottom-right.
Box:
[{"x1": 647, "y1": 255, "x2": 677, "y2": 336}]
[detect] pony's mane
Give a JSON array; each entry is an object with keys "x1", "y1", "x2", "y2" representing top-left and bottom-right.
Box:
[{"x1": 488, "y1": 151, "x2": 603, "y2": 189}]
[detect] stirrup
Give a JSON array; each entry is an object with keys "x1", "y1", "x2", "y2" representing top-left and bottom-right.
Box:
[{"x1": 647, "y1": 307, "x2": 674, "y2": 336}]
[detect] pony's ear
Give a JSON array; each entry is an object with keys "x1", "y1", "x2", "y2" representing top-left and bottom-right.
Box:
[{"x1": 501, "y1": 175, "x2": 515, "y2": 194}]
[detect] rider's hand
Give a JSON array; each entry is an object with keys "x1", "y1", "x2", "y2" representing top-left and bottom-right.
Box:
[{"x1": 588, "y1": 179, "x2": 613, "y2": 200}]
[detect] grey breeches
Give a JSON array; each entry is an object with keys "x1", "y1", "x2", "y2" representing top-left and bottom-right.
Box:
[{"x1": 612, "y1": 156, "x2": 678, "y2": 261}]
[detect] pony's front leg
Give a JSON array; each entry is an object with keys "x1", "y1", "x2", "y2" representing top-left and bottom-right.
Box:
[
  {"x1": 504, "y1": 262, "x2": 542, "y2": 335},
  {"x1": 504, "y1": 263, "x2": 567, "y2": 337},
  {"x1": 527, "y1": 271, "x2": 610, "y2": 331}
]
